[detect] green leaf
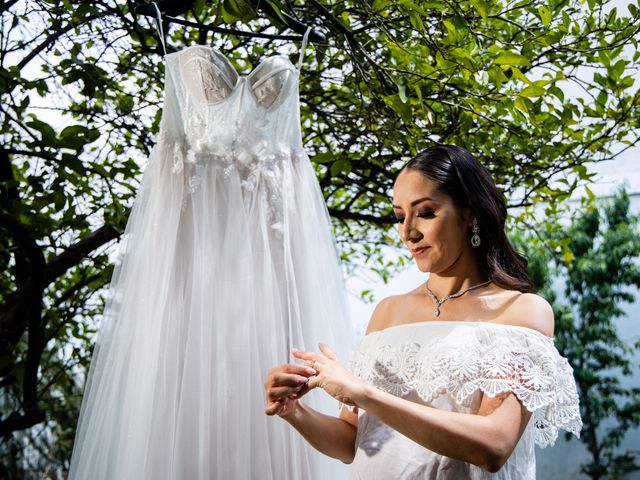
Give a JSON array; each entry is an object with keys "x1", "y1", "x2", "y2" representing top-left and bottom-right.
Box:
[
  {"x1": 61, "y1": 153, "x2": 85, "y2": 174},
  {"x1": 421, "y1": 1, "x2": 444, "y2": 9},
  {"x1": 384, "y1": 95, "x2": 413, "y2": 123},
  {"x1": 493, "y1": 51, "x2": 531, "y2": 67},
  {"x1": 535, "y1": 32, "x2": 563, "y2": 47},
  {"x1": 469, "y1": 0, "x2": 488, "y2": 20},
  {"x1": 221, "y1": 0, "x2": 244, "y2": 22},
  {"x1": 60, "y1": 125, "x2": 87, "y2": 138},
  {"x1": 514, "y1": 96, "x2": 529, "y2": 114},
  {"x1": 115, "y1": 95, "x2": 134, "y2": 113},
  {"x1": 596, "y1": 90, "x2": 608, "y2": 113},
  {"x1": 520, "y1": 84, "x2": 545, "y2": 97},
  {"x1": 34, "y1": 79, "x2": 49, "y2": 96},
  {"x1": 92, "y1": 163, "x2": 110, "y2": 178},
  {"x1": 396, "y1": 76, "x2": 409, "y2": 103},
  {"x1": 562, "y1": 11, "x2": 571, "y2": 30},
  {"x1": 330, "y1": 159, "x2": 351, "y2": 176},
  {"x1": 26, "y1": 116, "x2": 56, "y2": 144},
  {"x1": 397, "y1": 0, "x2": 428, "y2": 16},
  {"x1": 86, "y1": 128, "x2": 100, "y2": 141},
  {"x1": 538, "y1": 6, "x2": 551, "y2": 28},
  {"x1": 313, "y1": 152, "x2": 333, "y2": 164},
  {"x1": 442, "y1": 19, "x2": 457, "y2": 40},
  {"x1": 264, "y1": 0, "x2": 287, "y2": 25},
  {"x1": 409, "y1": 11, "x2": 424, "y2": 31},
  {"x1": 224, "y1": 0, "x2": 243, "y2": 16},
  {"x1": 548, "y1": 85, "x2": 565, "y2": 102},
  {"x1": 372, "y1": 0, "x2": 387, "y2": 12},
  {"x1": 59, "y1": 125, "x2": 99, "y2": 150}
]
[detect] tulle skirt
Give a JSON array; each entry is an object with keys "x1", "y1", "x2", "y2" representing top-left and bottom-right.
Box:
[{"x1": 68, "y1": 140, "x2": 352, "y2": 479}]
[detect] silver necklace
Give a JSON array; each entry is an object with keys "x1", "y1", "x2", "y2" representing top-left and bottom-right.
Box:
[{"x1": 425, "y1": 279, "x2": 492, "y2": 317}]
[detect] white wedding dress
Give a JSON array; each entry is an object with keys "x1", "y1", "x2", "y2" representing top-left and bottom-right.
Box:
[
  {"x1": 347, "y1": 321, "x2": 583, "y2": 479},
  {"x1": 68, "y1": 31, "x2": 352, "y2": 480}
]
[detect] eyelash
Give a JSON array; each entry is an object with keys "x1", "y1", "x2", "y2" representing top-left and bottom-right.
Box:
[{"x1": 395, "y1": 211, "x2": 435, "y2": 224}]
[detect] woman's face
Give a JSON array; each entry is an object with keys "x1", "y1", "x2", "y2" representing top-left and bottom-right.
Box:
[{"x1": 392, "y1": 168, "x2": 472, "y2": 274}]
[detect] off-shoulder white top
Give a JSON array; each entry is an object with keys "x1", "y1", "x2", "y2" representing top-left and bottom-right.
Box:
[{"x1": 347, "y1": 321, "x2": 582, "y2": 479}]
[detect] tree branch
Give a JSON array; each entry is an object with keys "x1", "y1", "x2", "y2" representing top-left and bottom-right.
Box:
[
  {"x1": 43, "y1": 223, "x2": 121, "y2": 285},
  {"x1": 0, "y1": 409, "x2": 46, "y2": 437},
  {"x1": 0, "y1": 210, "x2": 45, "y2": 275},
  {"x1": 328, "y1": 207, "x2": 392, "y2": 226},
  {"x1": 17, "y1": 12, "x2": 110, "y2": 70}
]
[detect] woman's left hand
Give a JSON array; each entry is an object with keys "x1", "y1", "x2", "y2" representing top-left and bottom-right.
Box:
[{"x1": 292, "y1": 342, "x2": 367, "y2": 408}]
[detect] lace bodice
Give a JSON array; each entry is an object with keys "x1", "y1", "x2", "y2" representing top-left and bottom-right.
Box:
[
  {"x1": 175, "y1": 46, "x2": 298, "y2": 109},
  {"x1": 160, "y1": 46, "x2": 304, "y2": 165},
  {"x1": 153, "y1": 42, "x2": 311, "y2": 217},
  {"x1": 348, "y1": 321, "x2": 582, "y2": 479}
]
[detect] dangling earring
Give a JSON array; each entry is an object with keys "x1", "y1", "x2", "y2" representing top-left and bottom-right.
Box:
[{"x1": 471, "y1": 217, "x2": 481, "y2": 247}]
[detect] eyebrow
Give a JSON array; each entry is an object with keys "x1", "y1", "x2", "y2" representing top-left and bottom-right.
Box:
[{"x1": 392, "y1": 196, "x2": 436, "y2": 209}]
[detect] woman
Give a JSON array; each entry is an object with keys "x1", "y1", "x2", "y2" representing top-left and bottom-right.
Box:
[{"x1": 264, "y1": 145, "x2": 582, "y2": 479}]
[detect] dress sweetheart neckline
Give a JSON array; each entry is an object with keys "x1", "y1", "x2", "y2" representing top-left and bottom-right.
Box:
[
  {"x1": 164, "y1": 44, "x2": 299, "y2": 77},
  {"x1": 364, "y1": 320, "x2": 554, "y2": 341}
]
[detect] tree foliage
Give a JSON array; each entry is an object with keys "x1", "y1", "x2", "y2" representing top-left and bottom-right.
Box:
[
  {"x1": 518, "y1": 189, "x2": 640, "y2": 479},
  {"x1": 0, "y1": 0, "x2": 639, "y2": 476}
]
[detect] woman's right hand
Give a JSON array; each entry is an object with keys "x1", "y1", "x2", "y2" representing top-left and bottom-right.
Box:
[{"x1": 264, "y1": 363, "x2": 317, "y2": 417}]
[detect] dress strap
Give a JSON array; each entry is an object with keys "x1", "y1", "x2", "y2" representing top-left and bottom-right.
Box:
[
  {"x1": 151, "y1": 2, "x2": 168, "y2": 56},
  {"x1": 296, "y1": 27, "x2": 312, "y2": 71}
]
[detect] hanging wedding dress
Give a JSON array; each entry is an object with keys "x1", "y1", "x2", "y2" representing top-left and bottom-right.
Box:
[{"x1": 68, "y1": 27, "x2": 352, "y2": 480}]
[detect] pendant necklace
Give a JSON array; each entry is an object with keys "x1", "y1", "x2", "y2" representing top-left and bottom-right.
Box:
[{"x1": 425, "y1": 279, "x2": 492, "y2": 317}]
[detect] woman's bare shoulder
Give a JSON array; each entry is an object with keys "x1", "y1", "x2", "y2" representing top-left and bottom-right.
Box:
[
  {"x1": 364, "y1": 295, "x2": 401, "y2": 335},
  {"x1": 364, "y1": 287, "x2": 423, "y2": 335},
  {"x1": 496, "y1": 290, "x2": 555, "y2": 337}
]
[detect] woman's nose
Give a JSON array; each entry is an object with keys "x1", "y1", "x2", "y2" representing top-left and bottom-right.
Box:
[{"x1": 400, "y1": 218, "x2": 420, "y2": 243}]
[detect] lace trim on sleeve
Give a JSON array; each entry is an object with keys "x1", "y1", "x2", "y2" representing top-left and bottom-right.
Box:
[{"x1": 349, "y1": 326, "x2": 583, "y2": 448}]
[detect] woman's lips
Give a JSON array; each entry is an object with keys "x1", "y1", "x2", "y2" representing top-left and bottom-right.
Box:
[{"x1": 410, "y1": 246, "x2": 429, "y2": 256}]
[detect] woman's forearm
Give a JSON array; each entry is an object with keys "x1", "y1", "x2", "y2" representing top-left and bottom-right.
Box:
[
  {"x1": 355, "y1": 384, "x2": 522, "y2": 472},
  {"x1": 282, "y1": 400, "x2": 357, "y2": 464}
]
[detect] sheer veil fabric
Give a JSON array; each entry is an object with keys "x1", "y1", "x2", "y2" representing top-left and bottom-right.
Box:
[{"x1": 68, "y1": 28, "x2": 353, "y2": 480}]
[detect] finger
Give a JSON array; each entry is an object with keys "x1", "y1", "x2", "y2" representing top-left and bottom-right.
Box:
[
  {"x1": 292, "y1": 350, "x2": 325, "y2": 371},
  {"x1": 272, "y1": 363, "x2": 317, "y2": 377},
  {"x1": 282, "y1": 374, "x2": 315, "y2": 399},
  {"x1": 268, "y1": 385, "x2": 304, "y2": 401},
  {"x1": 272, "y1": 373, "x2": 311, "y2": 387},
  {"x1": 294, "y1": 379, "x2": 314, "y2": 397},
  {"x1": 265, "y1": 401, "x2": 283, "y2": 416},
  {"x1": 291, "y1": 348, "x2": 311, "y2": 360},
  {"x1": 318, "y1": 342, "x2": 338, "y2": 361},
  {"x1": 280, "y1": 363, "x2": 317, "y2": 376},
  {"x1": 291, "y1": 348, "x2": 316, "y2": 361},
  {"x1": 306, "y1": 375, "x2": 322, "y2": 390}
]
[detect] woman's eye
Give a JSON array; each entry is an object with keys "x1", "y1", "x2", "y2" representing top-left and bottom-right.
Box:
[
  {"x1": 395, "y1": 212, "x2": 434, "y2": 223},
  {"x1": 417, "y1": 211, "x2": 435, "y2": 218}
]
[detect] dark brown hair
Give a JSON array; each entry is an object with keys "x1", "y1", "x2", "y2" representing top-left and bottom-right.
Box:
[{"x1": 400, "y1": 145, "x2": 533, "y2": 293}]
